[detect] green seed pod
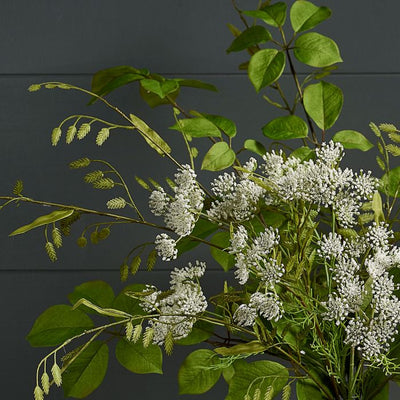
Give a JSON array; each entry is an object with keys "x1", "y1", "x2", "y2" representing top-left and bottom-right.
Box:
[
  {"x1": 92, "y1": 178, "x2": 115, "y2": 189},
  {"x1": 76, "y1": 236, "x2": 87, "y2": 248},
  {"x1": 34, "y1": 385, "x2": 44, "y2": 400},
  {"x1": 130, "y1": 255, "x2": 141, "y2": 275},
  {"x1": 45, "y1": 242, "x2": 57, "y2": 262},
  {"x1": 41, "y1": 372, "x2": 50, "y2": 395},
  {"x1": 143, "y1": 327, "x2": 154, "y2": 348},
  {"x1": 98, "y1": 227, "x2": 111, "y2": 240},
  {"x1": 51, "y1": 127, "x2": 62, "y2": 146},
  {"x1": 52, "y1": 227, "x2": 62, "y2": 248},
  {"x1": 96, "y1": 127, "x2": 110, "y2": 146},
  {"x1": 51, "y1": 362, "x2": 62, "y2": 387},
  {"x1": 120, "y1": 264, "x2": 129, "y2": 282},
  {"x1": 66, "y1": 125, "x2": 77, "y2": 144},
  {"x1": 164, "y1": 330, "x2": 174, "y2": 356},
  {"x1": 132, "y1": 324, "x2": 142, "y2": 343},
  {"x1": 69, "y1": 158, "x2": 91, "y2": 169},
  {"x1": 106, "y1": 197, "x2": 126, "y2": 209},
  {"x1": 125, "y1": 321, "x2": 134, "y2": 341},
  {"x1": 28, "y1": 84, "x2": 41, "y2": 92},
  {"x1": 84, "y1": 170, "x2": 104, "y2": 183},
  {"x1": 77, "y1": 123, "x2": 91, "y2": 140}
]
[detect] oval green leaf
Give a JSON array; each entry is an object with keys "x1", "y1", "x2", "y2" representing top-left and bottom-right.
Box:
[
  {"x1": 226, "y1": 359, "x2": 288, "y2": 400},
  {"x1": 210, "y1": 231, "x2": 235, "y2": 271},
  {"x1": 291, "y1": 146, "x2": 314, "y2": 161},
  {"x1": 227, "y1": 25, "x2": 271, "y2": 53},
  {"x1": 380, "y1": 166, "x2": 400, "y2": 198},
  {"x1": 68, "y1": 281, "x2": 115, "y2": 312},
  {"x1": 245, "y1": 2, "x2": 287, "y2": 27},
  {"x1": 290, "y1": 1, "x2": 331, "y2": 33},
  {"x1": 262, "y1": 115, "x2": 308, "y2": 140},
  {"x1": 178, "y1": 349, "x2": 221, "y2": 394},
  {"x1": 303, "y1": 81, "x2": 343, "y2": 130},
  {"x1": 294, "y1": 32, "x2": 342, "y2": 67},
  {"x1": 200, "y1": 114, "x2": 237, "y2": 138},
  {"x1": 332, "y1": 130, "x2": 374, "y2": 151},
  {"x1": 140, "y1": 79, "x2": 179, "y2": 99},
  {"x1": 10, "y1": 209, "x2": 74, "y2": 236},
  {"x1": 296, "y1": 378, "x2": 329, "y2": 400},
  {"x1": 244, "y1": 139, "x2": 266, "y2": 156},
  {"x1": 170, "y1": 117, "x2": 222, "y2": 138},
  {"x1": 63, "y1": 341, "x2": 109, "y2": 399},
  {"x1": 27, "y1": 305, "x2": 93, "y2": 347},
  {"x1": 248, "y1": 49, "x2": 286, "y2": 92},
  {"x1": 201, "y1": 142, "x2": 236, "y2": 171},
  {"x1": 116, "y1": 338, "x2": 163, "y2": 374}
]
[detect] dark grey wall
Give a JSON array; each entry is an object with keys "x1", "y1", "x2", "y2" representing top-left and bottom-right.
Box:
[{"x1": 1, "y1": 1, "x2": 400, "y2": 399}]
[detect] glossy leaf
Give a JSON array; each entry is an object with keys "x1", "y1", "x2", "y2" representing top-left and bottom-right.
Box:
[
  {"x1": 248, "y1": 49, "x2": 285, "y2": 92},
  {"x1": 210, "y1": 231, "x2": 235, "y2": 271},
  {"x1": 291, "y1": 146, "x2": 314, "y2": 161},
  {"x1": 139, "y1": 84, "x2": 179, "y2": 108},
  {"x1": 296, "y1": 378, "x2": 329, "y2": 400},
  {"x1": 303, "y1": 81, "x2": 343, "y2": 130},
  {"x1": 290, "y1": 1, "x2": 331, "y2": 32},
  {"x1": 244, "y1": 139, "x2": 266, "y2": 155},
  {"x1": 68, "y1": 281, "x2": 115, "y2": 311},
  {"x1": 178, "y1": 349, "x2": 221, "y2": 394},
  {"x1": 27, "y1": 305, "x2": 93, "y2": 347},
  {"x1": 294, "y1": 33, "x2": 342, "y2": 67},
  {"x1": 226, "y1": 26, "x2": 271, "y2": 53},
  {"x1": 63, "y1": 342, "x2": 109, "y2": 399},
  {"x1": 245, "y1": 2, "x2": 287, "y2": 27},
  {"x1": 10, "y1": 209, "x2": 74, "y2": 236},
  {"x1": 262, "y1": 115, "x2": 308, "y2": 140},
  {"x1": 199, "y1": 114, "x2": 237, "y2": 137},
  {"x1": 226, "y1": 359, "x2": 288, "y2": 400},
  {"x1": 201, "y1": 142, "x2": 236, "y2": 171},
  {"x1": 130, "y1": 113, "x2": 171, "y2": 155},
  {"x1": 332, "y1": 130, "x2": 374, "y2": 151},
  {"x1": 116, "y1": 338, "x2": 163, "y2": 374},
  {"x1": 140, "y1": 78, "x2": 179, "y2": 99},
  {"x1": 380, "y1": 166, "x2": 400, "y2": 198},
  {"x1": 170, "y1": 118, "x2": 221, "y2": 138}
]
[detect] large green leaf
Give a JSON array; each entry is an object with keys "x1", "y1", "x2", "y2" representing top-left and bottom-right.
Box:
[
  {"x1": 290, "y1": 1, "x2": 331, "y2": 32},
  {"x1": 10, "y1": 209, "x2": 74, "y2": 236},
  {"x1": 262, "y1": 115, "x2": 308, "y2": 140},
  {"x1": 380, "y1": 166, "x2": 400, "y2": 198},
  {"x1": 226, "y1": 359, "x2": 288, "y2": 400},
  {"x1": 296, "y1": 378, "x2": 329, "y2": 400},
  {"x1": 140, "y1": 78, "x2": 179, "y2": 99},
  {"x1": 170, "y1": 117, "x2": 222, "y2": 138},
  {"x1": 130, "y1": 113, "x2": 171, "y2": 155},
  {"x1": 227, "y1": 26, "x2": 271, "y2": 53},
  {"x1": 199, "y1": 114, "x2": 237, "y2": 138},
  {"x1": 68, "y1": 281, "x2": 115, "y2": 312},
  {"x1": 332, "y1": 130, "x2": 374, "y2": 151},
  {"x1": 245, "y1": 3, "x2": 287, "y2": 27},
  {"x1": 294, "y1": 33, "x2": 342, "y2": 67},
  {"x1": 27, "y1": 305, "x2": 93, "y2": 347},
  {"x1": 303, "y1": 81, "x2": 343, "y2": 130},
  {"x1": 244, "y1": 139, "x2": 266, "y2": 156},
  {"x1": 139, "y1": 84, "x2": 179, "y2": 108},
  {"x1": 248, "y1": 49, "x2": 286, "y2": 92},
  {"x1": 210, "y1": 231, "x2": 235, "y2": 271},
  {"x1": 178, "y1": 349, "x2": 221, "y2": 394},
  {"x1": 112, "y1": 283, "x2": 147, "y2": 317},
  {"x1": 62, "y1": 341, "x2": 109, "y2": 399},
  {"x1": 175, "y1": 79, "x2": 218, "y2": 92},
  {"x1": 115, "y1": 338, "x2": 163, "y2": 374},
  {"x1": 201, "y1": 142, "x2": 236, "y2": 171}
]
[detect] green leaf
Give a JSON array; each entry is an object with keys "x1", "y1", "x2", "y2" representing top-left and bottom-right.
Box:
[
  {"x1": 27, "y1": 305, "x2": 93, "y2": 347},
  {"x1": 226, "y1": 26, "x2": 271, "y2": 53},
  {"x1": 139, "y1": 84, "x2": 180, "y2": 108},
  {"x1": 210, "y1": 231, "x2": 235, "y2": 271},
  {"x1": 201, "y1": 142, "x2": 236, "y2": 171},
  {"x1": 262, "y1": 115, "x2": 308, "y2": 140},
  {"x1": 214, "y1": 341, "x2": 267, "y2": 356},
  {"x1": 116, "y1": 338, "x2": 163, "y2": 374},
  {"x1": 89, "y1": 65, "x2": 145, "y2": 103},
  {"x1": 10, "y1": 209, "x2": 74, "y2": 236},
  {"x1": 244, "y1": 139, "x2": 266, "y2": 156},
  {"x1": 170, "y1": 117, "x2": 221, "y2": 138},
  {"x1": 174, "y1": 79, "x2": 218, "y2": 92},
  {"x1": 112, "y1": 284, "x2": 147, "y2": 317},
  {"x1": 290, "y1": 1, "x2": 332, "y2": 33},
  {"x1": 129, "y1": 113, "x2": 171, "y2": 155},
  {"x1": 199, "y1": 114, "x2": 237, "y2": 138},
  {"x1": 177, "y1": 219, "x2": 218, "y2": 255},
  {"x1": 226, "y1": 359, "x2": 288, "y2": 400},
  {"x1": 140, "y1": 79, "x2": 179, "y2": 99},
  {"x1": 332, "y1": 130, "x2": 374, "y2": 151},
  {"x1": 68, "y1": 281, "x2": 115, "y2": 313},
  {"x1": 291, "y1": 146, "x2": 314, "y2": 161},
  {"x1": 178, "y1": 349, "x2": 221, "y2": 394},
  {"x1": 62, "y1": 341, "x2": 109, "y2": 399},
  {"x1": 296, "y1": 378, "x2": 329, "y2": 400},
  {"x1": 175, "y1": 320, "x2": 213, "y2": 345},
  {"x1": 245, "y1": 3, "x2": 287, "y2": 27},
  {"x1": 380, "y1": 166, "x2": 400, "y2": 198},
  {"x1": 248, "y1": 49, "x2": 286, "y2": 92},
  {"x1": 303, "y1": 81, "x2": 343, "y2": 130},
  {"x1": 294, "y1": 33, "x2": 342, "y2": 67}
]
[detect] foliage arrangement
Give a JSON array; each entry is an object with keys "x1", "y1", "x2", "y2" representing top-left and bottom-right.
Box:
[{"x1": 2, "y1": 1, "x2": 400, "y2": 399}]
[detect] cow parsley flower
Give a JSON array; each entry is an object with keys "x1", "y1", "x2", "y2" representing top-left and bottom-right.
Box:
[{"x1": 155, "y1": 233, "x2": 177, "y2": 261}]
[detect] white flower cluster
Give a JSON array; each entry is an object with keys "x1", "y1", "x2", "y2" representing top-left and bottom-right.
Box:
[
  {"x1": 320, "y1": 223, "x2": 400, "y2": 361},
  {"x1": 234, "y1": 291, "x2": 283, "y2": 326},
  {"x1": 139, "y1": 261, "x2": 207, "y2": 344},
  {"x1": 229, "y1": 225, "x2": 282, "y2": 286},
  {"x1": 149, "y1": 165, "x2": 205, "y2": 261},
  {"x1": 262, "y1": 142, "x2": 377, "y2": 227}
]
